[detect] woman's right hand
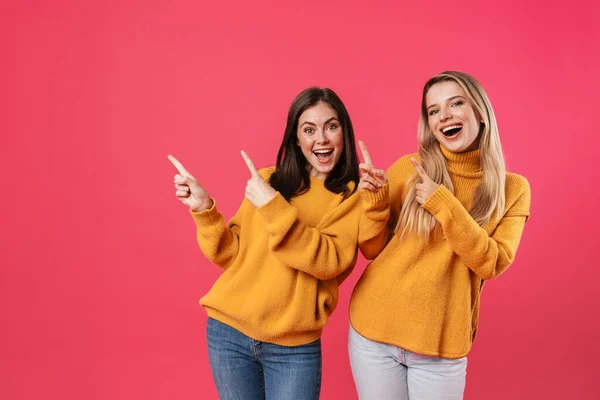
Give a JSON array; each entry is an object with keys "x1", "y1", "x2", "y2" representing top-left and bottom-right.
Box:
[
  {"x1": 357, "y1": 141, "x2": 387, "y2": 192},
  {"x1": 168, "y1": 155, "x2": 213, "y2": 212}
]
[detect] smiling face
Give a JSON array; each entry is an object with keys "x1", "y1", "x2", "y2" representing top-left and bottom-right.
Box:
[
  {"x1": 296, "y1": 102, "x2": 344, "y2": 179},
  {"x1": 425, "y1": 80, "x2": 481, "y2": 153}
]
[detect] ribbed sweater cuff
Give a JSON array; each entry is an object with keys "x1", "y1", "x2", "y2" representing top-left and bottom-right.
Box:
[
  {"x1": 256, "y1": 192, "x2": 291, "y2": 224},
  {"x1": 422, "y1": 185, "x2": 454, "y2": 215},
  {"x1": 360, "y1": 183, "x2": 389, "y2": 208},
  {"x1": 190, "y1": 198, "x2": 218, "y2": 225}
]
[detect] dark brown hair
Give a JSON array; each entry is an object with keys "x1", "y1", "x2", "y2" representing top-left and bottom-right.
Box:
[{"x1": 269, "y1": 87, "x2": 359, "y2": 200}]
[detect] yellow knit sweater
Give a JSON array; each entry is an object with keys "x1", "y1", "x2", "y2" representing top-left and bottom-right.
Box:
[
  {"x1": 191, "y1": 167, "x2": 361, "y2": 346},
  {"x1": 350, "y1": 146, "x2": 531, "y2": 359}
]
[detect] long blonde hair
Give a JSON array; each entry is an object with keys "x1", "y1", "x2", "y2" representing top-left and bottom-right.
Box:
[{"x1": 395, "y1": 71, "x2": 506, "y2": 238}]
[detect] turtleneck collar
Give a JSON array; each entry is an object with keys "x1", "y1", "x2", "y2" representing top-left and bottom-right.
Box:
[{"x1": 439, "y1": 143, "x2": 482, "y2": 177}]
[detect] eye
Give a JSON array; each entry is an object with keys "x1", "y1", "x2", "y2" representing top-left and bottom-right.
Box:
[
  {"x1": 327, "y1": 123, "x2": 338, "y2": 131},
  {"x1": 451, "y1": 100, "x2": 463, "y2": 107},
  {"x1": 428, "y1": 109, "x2": 439, "y2": 116},
  {"x1": 304, "y1": 127, "x2": 314, "y2": 134}
]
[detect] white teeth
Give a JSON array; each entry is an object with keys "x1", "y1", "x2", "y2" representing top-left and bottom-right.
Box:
[
  {"x1": 313, "y1": 149, "x2": 333, "y2": 154},
  {"x1": 442, "y1": 125, "x2": 462, "y2": 133}
]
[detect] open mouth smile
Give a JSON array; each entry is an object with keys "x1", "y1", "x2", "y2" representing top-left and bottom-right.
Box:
[
  {"x1": 313, "y1": 149, "x2": 334, "y2": 164},
  {"x1": 441, "y1": 124, "x2": 463, "y2": 138}
]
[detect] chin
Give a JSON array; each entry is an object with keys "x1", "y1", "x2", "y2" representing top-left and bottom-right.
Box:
[
  {"x1": 317, "y1": 167, "x2": 333, "y2": 175},
  {"x1": 309, "y1": 165, "x2": 332, "y2": 179},
  {"x1": 442, "y1": 141, "x2": 464, "y2": 153}
]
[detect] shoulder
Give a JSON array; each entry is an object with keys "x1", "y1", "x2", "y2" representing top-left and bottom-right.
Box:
[
  {"x1": 389, "y1": 153, "x2": 419, "y2": 170},
  {"x1": 258, "y1": 166, "x2": 276, "y2": 180},
  {"x1": 504, "y1": 172, "x2": 531, "y2": 218},
  {"x1": 387, "y1": 153, "x2": 419, "y2": 183},
  {"x1": 505, "y1": 172, "x2": 531, "y2": 198}
]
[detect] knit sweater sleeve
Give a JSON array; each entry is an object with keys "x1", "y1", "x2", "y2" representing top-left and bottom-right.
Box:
[
  {"x1": 256, "y1": 192, "x2": 360, "y2": 280},
  {"x1": 358, "y1": 185, "x2": 390, "y2": 260},
  {"x1": 422, "y1": 175, "x2": 531, "y2": 280},
  {"x1": 190, "y1": 200, "x2": 244, "y2": 269},
  {"x1": 358, "y1": 156, "x2": 412, "y2": 260}
]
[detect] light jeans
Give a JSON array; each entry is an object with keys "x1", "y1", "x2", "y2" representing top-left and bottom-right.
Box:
[{"x1": 349, "y1": 325, "x2": 467, "y2": 400}]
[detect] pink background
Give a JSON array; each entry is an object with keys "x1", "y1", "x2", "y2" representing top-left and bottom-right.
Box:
[{"x1": 3, "y1": 0, "x2": 599, "y2": 399}]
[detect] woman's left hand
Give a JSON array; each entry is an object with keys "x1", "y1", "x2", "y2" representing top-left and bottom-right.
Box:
[
  {"x1": 241, "y1": 150, "x2": 277, "y2": 208},
  {"x1": 411, "y1": 157, "x2": 439, "y2": 205}
]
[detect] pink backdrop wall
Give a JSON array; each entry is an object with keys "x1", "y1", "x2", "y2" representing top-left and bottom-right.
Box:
[{"x1": 3, "y1": 0, "x2": 599, "y2": 399}]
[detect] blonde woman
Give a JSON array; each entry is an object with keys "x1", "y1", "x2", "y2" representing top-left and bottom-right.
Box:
[{"x1": 349, "y1": 71, "x2": 531, "y2": 400}]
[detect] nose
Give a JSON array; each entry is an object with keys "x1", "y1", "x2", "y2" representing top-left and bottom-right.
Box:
[
  {"x1": 316, "y1": 128, "x2": 329, "y2": 143},
  {"x1": 439, "y1": 106, "x2": 451, "y2": 121}
]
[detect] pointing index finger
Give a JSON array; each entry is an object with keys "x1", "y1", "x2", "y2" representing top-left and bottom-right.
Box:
[
  {"x1": 241, "y1": 150, "x2": 259, "y2": 178},
  {"x1": 168, "y1": 155, "x2": 192, "y2": 178},
  {"x1": 359, "y1": 141, "x2": 373, "y2": 165},
  {"x1": 410, "y1": 157, "x2": 429, "y2": 181}
]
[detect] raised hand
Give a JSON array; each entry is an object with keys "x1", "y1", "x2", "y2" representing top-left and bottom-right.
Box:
[
  {"x1": 411, "y1": 157, "x2": 440, "y2": 205},
  {"x1": 358, "y1": 140, "x2": 387, "y2": 192},
  {"x1": 241, "y1": 150, "x2": 276, "y2": 208},
  {"x1": 168, "y1": 155, "x2": 213, "y2": 212}
]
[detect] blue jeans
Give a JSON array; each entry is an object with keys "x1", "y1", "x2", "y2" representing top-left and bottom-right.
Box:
[
  {"x1": 206, "y1": 318, "x2": 322, "y2": 400},
  {"x1": 349, "y1": 325, "x2": 467, "y2": 400}
]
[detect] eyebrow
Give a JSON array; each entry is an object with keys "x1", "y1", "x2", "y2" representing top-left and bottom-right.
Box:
[
  {"x1": 300, "y1": 117, "x2": 339, "y2": 127},
  {"x1": 426, "y1": 95, "x2": 466, "y2": 110}
]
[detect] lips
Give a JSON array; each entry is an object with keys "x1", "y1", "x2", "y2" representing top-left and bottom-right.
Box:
[
  {"x1": 313, "y1": 148, "x2": 334, "y2": 163},
  {"x1": 441, "y1": 124, "x2": 463, "y2": 137}
]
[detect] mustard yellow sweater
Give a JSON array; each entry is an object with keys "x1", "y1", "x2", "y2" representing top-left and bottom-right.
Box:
[
  {"x1": 350, "y1": 146, "x2": 531, "y2": 359},
  {"x1": 191, "y1": 167, "x2": 361, "y2": 346}
]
